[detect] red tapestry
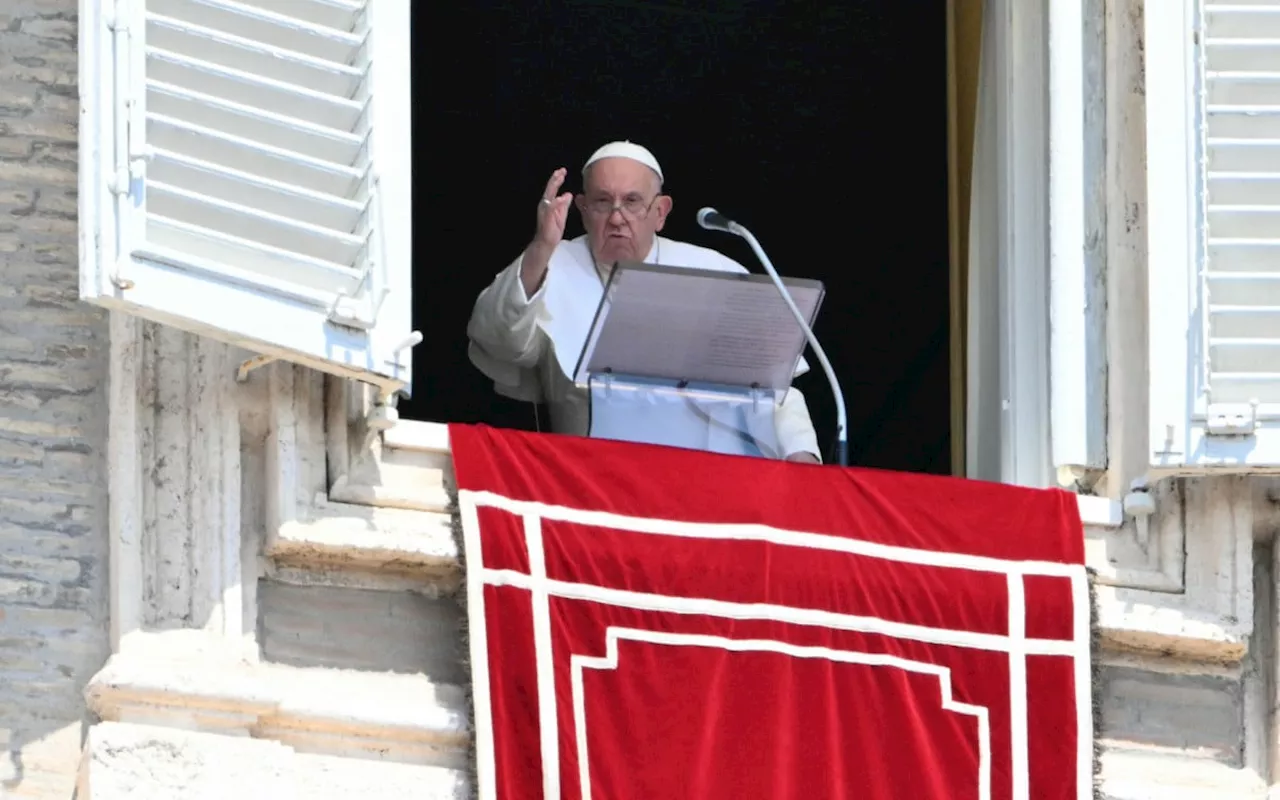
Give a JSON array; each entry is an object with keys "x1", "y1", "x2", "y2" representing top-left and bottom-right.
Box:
[{"x1": 450, "y1": 424, "x2": 1092, "y2": 800}]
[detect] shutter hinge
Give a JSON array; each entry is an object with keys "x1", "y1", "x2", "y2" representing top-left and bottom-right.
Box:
[
  {"x1": 1205, "y1": 400, "x2": 1260, "y2": 437},
  {"x1": 106, "y1": 3, "x2": 149, "y2": 198},
  {"x1": 107, "y1": 7, "x2": 130, "y2": 197},
  {"x1": 107, "y1": 127, "x2": 148, "y2": 196}
]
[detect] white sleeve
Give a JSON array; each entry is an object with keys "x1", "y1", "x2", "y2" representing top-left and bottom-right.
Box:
[
  {"x1": 466, "y1": 252, "x2": 550, "y2": 369},
  {"x1": 775, "y1": 387, "x2": 822, "y2": 462}
]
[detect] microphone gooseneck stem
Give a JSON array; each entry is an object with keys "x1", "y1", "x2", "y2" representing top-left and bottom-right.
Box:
[{"x1": 726, "y1": 221, "x2": 848, "y2": 467}]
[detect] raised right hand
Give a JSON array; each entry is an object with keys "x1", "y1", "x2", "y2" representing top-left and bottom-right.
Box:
[
  {"x1": 521, "y1": 168, "x2": 573, "y2": 295},
  {"x1": 533, "y1": 167, "x2": 573, "y2": 248}
]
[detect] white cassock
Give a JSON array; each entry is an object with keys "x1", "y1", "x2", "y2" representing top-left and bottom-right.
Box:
[{"x1": 466, "y1": 234, "x2": 821, "y2": 460}]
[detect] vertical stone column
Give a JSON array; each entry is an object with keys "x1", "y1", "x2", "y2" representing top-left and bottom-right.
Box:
[{"x1": 108, "y1": 320, "x2": 246, "y2": 645}]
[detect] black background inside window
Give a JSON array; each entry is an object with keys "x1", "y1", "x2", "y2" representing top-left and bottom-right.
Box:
[{"x1": 408, "y1": 0, "x2": 951, "y2": 475}]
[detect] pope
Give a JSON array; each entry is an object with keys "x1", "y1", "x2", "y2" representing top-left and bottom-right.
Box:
[{"x1": 466, "y1": 141, "x2": 821, "y2": 463}]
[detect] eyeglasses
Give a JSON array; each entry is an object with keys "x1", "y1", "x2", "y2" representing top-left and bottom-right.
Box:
[{"x1": 583, "y1": 194, "x2": 661, "y2": 221}]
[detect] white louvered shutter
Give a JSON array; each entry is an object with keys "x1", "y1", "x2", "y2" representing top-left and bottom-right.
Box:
[
  {"x1": 80, "y1": 0, "x2": 415, "y2": 393},
  {"x1": 1147, "y1": 0, "x2": 1280, "y2": 470}
]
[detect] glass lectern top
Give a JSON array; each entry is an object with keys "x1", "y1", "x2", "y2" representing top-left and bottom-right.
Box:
[{"x1": 572, "y1": 262, "x2": 825, "y2": 394}]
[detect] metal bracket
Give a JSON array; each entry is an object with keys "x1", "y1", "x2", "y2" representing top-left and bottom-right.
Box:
[
  {"x1": 382, "y1": 330, "x2": 422, "y2": 372},
  {"x1": 1122, "y1": 480, "x2": 1157, "y2": 549},
  {"x1": 235, "y1": 354, "x2": 277, "y2": 383},
  {"x1": 362, "y1": 398, "x2": 400, "y2": 451},
  {"x1": 1205, "y1": 400, "x2": 1260, "y2": 437},
  {"x1": 327, "y1": 291, "x2": 376, "y2": 331}
]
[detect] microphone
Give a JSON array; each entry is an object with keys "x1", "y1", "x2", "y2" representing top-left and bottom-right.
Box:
[
  {"x1": 696, "y1": 207, "x2": 734, "y2": 233},
  {"x1": 695, "y1": 207, "x2": 849, "y2": 467}
]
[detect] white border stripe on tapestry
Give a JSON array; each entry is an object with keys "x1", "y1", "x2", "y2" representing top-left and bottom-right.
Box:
[
  {"x1": 460, "y1": 490, "x2": 1082, "y2": 578},
  {"x1": 525, "y1": 514, "x2": 561, "y2": 800},
  {"x1": 1007, "y1": 574, "x2": 1029, "y2": 800},
  {"x1": 570, "y1": 628, "x2": 993, "y2": 800},
  {"x1": 1071, "y1": 570, "x2": 1092, "y2": 798},
  {"x1": 481, "y1": 567, "x2": 1077, "y2": 657},
  {"x1": 459, "y1": 499, "x2": 498, "y2": 800}
]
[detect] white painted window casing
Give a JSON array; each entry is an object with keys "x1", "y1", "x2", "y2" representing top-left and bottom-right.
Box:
[
  {"x1": 1147, "y1": 0, "x2": 1280, "y2": 471},
  {"x1": 1049, "y1": 0, "x2": 1108, "y2": 477},
  {"x1": 79, "y1": 0, "x2": 416, "y2": 395}
]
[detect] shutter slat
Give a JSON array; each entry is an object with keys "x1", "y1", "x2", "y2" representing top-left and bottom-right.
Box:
[
  {"x1": 149, "y1": 0, "x2": 365, "y2": 64},
  {"x1": 146, "y1": 48, "x2": 364, "y2": 133},
  {"x1": 1207, "y1": 243, "x2": 1280, "y2": 275},
  {"x1": 231, "y1": 0, "x2": 364, "y2": 31},
  {"x1": 1209, "y1": 305, "x2": 1280, "y2": 338},
  {"x1": 1207, "y1": 374, "x2": 1280, "y2": 403},
  {"x1": 149, "y1": 148, "x2": 366, "y2": 232},
  {"x1": 1209, "y1": 375, "x2": 1280, "y2": 405},
  {"x1": 147, "y1": 14, "x2": 365, "y2": 101},
  {"x1": 1205, "y1": 273, "x2": 1280, "y2": 304},
  {"x1": 1206, "y1": 111, "x2": 1280, "y2": 138},
  {"x1": 1208, "y1": 205, "x2": 1280, "y2": 237},
  {"x1": 1209, "y1": 74, "x2": 1280, "y2": 106},
  {"x1": 1209, "y1": 340, "x2": 1280, "y2": 373},
  {"x1": 1205, "y1": 4, "x2": 1280, "y2": 410},
  {"x1": 148, "y1": 181, "x2": 367, "y2": 263},
  {"x1": 144, "y1": 215, "x2": 362, "y2": 299},
  {"x1": 146, "y1": 113, "x2": 364, "y2": 198},
  {"x1": 1207, "y1": 172, "x2": 1280, "y2": 203},
  {"x1": 147, "y1": 82, "x2": 365, "y2": 172},
  {"x1": 1209, "y1": 140, "x2": 1280, "y2": 172}
]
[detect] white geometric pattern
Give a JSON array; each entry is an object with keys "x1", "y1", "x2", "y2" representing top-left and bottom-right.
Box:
[{"x1": 459, "y1": 489, "x2": 1092, "y2": 800}]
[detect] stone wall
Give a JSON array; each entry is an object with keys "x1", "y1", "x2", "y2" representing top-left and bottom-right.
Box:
[{"x1": 0, "y1": 1, "x2": 111, "y2": 796}]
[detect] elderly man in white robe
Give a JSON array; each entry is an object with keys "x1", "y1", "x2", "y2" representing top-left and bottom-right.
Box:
[{"x1": 466, "y1": 141, "x2": 822, "y2": 463}]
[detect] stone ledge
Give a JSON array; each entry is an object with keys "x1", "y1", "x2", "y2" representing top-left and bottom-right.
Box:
[
  {"x1": 328, "y1": 419, "x2": 454, "y2": 514},
  {"x1": 382, "y1": 420, "x2": 450, "y2": 453},
  {"x1": 267, "y1": 497, "x2": 460, "y2": 588},
  {"x1": 85, "y1": 632, "x2": 470, "y2": 769},
  {"x1": 79, "y1": 721, "x2": 471, "y2": 800},
  {"x1": 1099, "y1": 745, "x2": 1266, "y2": 800},
  {"x1": 1098, "y1": 588, "x2": 1250, "y2": 663}
]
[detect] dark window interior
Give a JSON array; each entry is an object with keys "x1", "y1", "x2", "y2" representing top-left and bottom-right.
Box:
[{"x1": 408, "y1": 0, "x2": 951, "y2": 475}]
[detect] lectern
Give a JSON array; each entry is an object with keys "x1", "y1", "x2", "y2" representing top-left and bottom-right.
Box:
[{"x1": 572, "y1": 262, "x2": 825, "y2": 459}]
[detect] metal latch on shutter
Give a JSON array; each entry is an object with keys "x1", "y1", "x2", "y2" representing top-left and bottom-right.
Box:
[
  {"x1": 1205, "y1": 401, "x2": 1260, "y2": 437},
  {"x1": 327, "y1": 290, "x2": 375, "y2": 330}
]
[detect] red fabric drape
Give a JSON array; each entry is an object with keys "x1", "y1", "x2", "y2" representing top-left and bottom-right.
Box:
[{"x1": 451, "y1": 424, "x2": 1090, "y2": 800}]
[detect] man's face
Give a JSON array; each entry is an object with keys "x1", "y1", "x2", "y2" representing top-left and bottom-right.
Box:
[{"x1": 576, "y1": 157, "x2": 672, "y2": 267}]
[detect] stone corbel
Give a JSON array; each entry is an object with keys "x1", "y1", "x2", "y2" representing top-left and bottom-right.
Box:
[
  {"x1": 1094, "y1": 477, "x2": 1255, "y2": 662},
  {"x1": 1084, "y1": 478, "x2": 1183, "y2": 594},
  {"x1": 323, "y1": 376, "x2": 452, "y2": 513},
  {"x1": 261, "y1": 369, "x2": 458, "y2": 592}
]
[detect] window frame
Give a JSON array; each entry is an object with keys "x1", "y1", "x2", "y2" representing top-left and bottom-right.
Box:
[
  {"x1": 1145, "y1": 0, "x2": 1209, "y2": 473},
  {"x1": 324, "y1": 0, "x2": 1135, "y2": 519}
]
